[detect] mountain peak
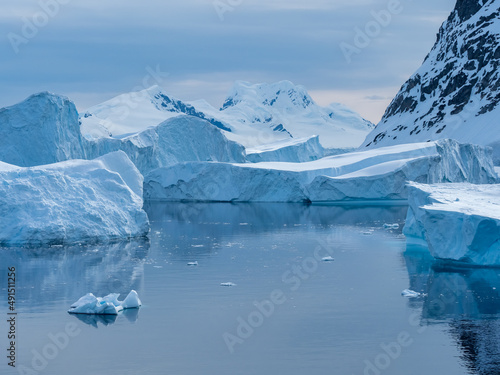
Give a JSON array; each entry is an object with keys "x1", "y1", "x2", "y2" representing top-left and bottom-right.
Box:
[
  {"x1": 222, "y1": 80, "x2": 315, "y2": 110},
  {"x1": 362, "y1": 0, "x2": 500, "y2": 164}
]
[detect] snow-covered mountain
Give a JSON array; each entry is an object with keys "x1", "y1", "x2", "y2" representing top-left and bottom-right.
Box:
[
  {"x1": 80, "y1": 81, "x2": 374, "y2": 151},
  {"x1": 80, "y1": 85, "x2": 230, "y2": 138},
  {"x1": 0, "y1": 92, "x2": 86, "y2": 167},
  {"x1": 362, "y1": 0, "x2": 500, "y2": 164},
  {"x1": 199, "y1": 81, "x2": 374, "y2": 149}
]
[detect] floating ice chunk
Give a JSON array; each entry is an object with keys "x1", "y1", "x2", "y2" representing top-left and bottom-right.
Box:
[
  {"x1": 220, "y1": 282, "x2": 237, "y2": 287},
  {"x1": 187, "y1": 261, "x2": 198, "y2": 266},
  {"x1": 68, "y1": 290, "x2": 142, "y2": 315},
  {"x1": 362, "y1": 231, "x2": 373, "y2": 236},
  {"x1": 401, "y1": 289, "x2": 424, "y2": 298},
  {"x1": 322, "y1": 256, "x2": 335, "y2": 262},
  {"x1": 383, "y1": 223, "x2": 400, "y2": 230},
  {"x1": 120, "y1": 290, "x2": 142, "y2": 309}
]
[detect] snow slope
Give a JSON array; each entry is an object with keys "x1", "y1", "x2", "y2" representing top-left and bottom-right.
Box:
[
  {"x1": 0, "y1": 92, "x2": 86, "y2": 167},
  {"x1": 362, "y1": 0, "x2": 500, "y2": 164},
  {"x1": 86, "y1": 115, "x2": 246, "y2": 175},
  {"x1": 80, "y1": 81, "x2": 374, "y2": 151},
  {"x1": 203, "y1": 80, "x2": 374, "y2": 149},
  {"x1": 404, "y1": 182, "x2": 500, "y2": 266},
  {"x1": 245, "y1": 136, "x2": 325, "y2": 163},
  {"x1": 0, "y1": 151, "x2": 149, "y2": 246},
  {"x1": 80, "y1": 85, "x2": 230, "y2": 138},
  {"x1": 144, "y1": 139, "x2": 497, "y2": 202}
]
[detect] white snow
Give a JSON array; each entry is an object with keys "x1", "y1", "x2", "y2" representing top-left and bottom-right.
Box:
[
  {"x1": 80, "y1": 81, "x2": 374, "y2": 152},
  {"x1": 210, "y1": 80, "x2": 374, "y2": 149},
  {"x1": 144, "y1": 139, "x2": 497, "y2": 202},
  {"x1": 0, "y1": 151, "x2": 149, "y2": 246},
  {"x1": 68, "y1": 290, "x2": 142, "y2": 315},
  {"x1": 246, "y1": 136, "x2": 325, "y2": 163},
  {"x1": 86, "y1": 116, "x2": 246, "y2": 175},
  {"x1": 362, "y1": 0, "x2": 500, "y2": 164},
  {"x1": 0, "y1": 92, "x2": 86, "y2": 167},
  {"x1": 404, "y1": 182, "x2": 500, "y2": 266}
]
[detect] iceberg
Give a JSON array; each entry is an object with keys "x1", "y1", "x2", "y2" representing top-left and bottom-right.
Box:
[
  {"x1": 144, "y1": 139, "x2": 497, "y2": 202},
  {"x1": 0, "y1": 92, "x2": 86, "y2": 167},
  {"x1": 85, "y1": 115, "x2": 246, "y2": 175},
  {"x1": 246, "y1": 136, "x2": 325, "y2": 163},
  {"x1": 0, "y1": 151, "x2": 149, "y2": 246},
  {"x1": 68, "y1": 290, "x2": 142, "y2": 315},
  {"x1": 404, "y1": 182, "x2": 500, "y2": 266}
]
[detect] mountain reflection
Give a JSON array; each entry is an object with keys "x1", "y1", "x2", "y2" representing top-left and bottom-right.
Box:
[{"x1": 404, "y1": 246, "x2": 500, "y2": 374}]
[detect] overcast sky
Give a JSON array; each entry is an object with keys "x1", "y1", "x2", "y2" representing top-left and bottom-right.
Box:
[{"x1": 1, "y1": 0, "x2": 456, "y2": 123}]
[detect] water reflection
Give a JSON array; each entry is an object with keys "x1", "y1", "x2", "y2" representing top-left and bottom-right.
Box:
[
  {"x1": 403, "y1": 245, "x2": 500, "y2": 374},
  {"x1": 70, "y1": 307, "x2": 140, "y2": 328},
  {"x1": 0, "y1": 239, "x2": 149, "y2": 312}
]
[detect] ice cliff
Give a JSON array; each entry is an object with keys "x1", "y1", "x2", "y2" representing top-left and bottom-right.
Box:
[{"x1": 404, "y1": 182, "x2": 500, "y2": 266}]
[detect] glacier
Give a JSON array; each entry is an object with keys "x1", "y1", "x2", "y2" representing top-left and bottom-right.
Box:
[
  {"x1": 0, "y1": 151, "x2": 149, "y2": 247},
  {"x1": 245, "y1": 136, "x2": 325, "y2": 163},
  {"x1": 144, "y1": 139, "x2": 497, "y2": 202},
  {"x1": 0, "y1": 92, "x2": 86, "y2": 167},
  {"x1": 404, "y1": 182, "x2": 500, "y2": 266},
  {"x1": 68, "y1": 290, "x2": 142, "y2": 315}
]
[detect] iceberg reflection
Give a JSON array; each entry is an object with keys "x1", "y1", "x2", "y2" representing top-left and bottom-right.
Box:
[{"x1": 403, "y1": 246, "x2": 500, "y2": 374}]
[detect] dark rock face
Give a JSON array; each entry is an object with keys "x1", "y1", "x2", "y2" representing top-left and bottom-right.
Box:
[
  {"x1": 453, "y1": 0, "x2": 484, "y2": 22},
  {"x1": 362, "y1": 0, "x2": 500, "y2": 152}
]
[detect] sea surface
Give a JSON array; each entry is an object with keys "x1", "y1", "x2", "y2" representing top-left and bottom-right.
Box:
[{"x1": 1, "y1": 202, "x2": 499, "y2": 375}]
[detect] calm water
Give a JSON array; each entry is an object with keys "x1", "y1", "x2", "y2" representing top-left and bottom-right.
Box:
[{"x1": 1, "y1": 202, "x2": 500, "y2": 375}]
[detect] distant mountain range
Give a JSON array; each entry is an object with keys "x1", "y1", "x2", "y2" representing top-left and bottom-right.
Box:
[{"x1": 80, "y1": 80, "x2": 374, "y2": 151}]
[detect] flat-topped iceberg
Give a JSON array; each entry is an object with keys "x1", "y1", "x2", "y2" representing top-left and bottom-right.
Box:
[
  {"x1": 404, "y1": 183, "x2": 500, "y2": 266},
  {"x1": 68, "y1": 290, "x2": 142, "y2": 315},
  {"x1": 0, "y1": 151, "x2": 149, "y2": 246},
  {"x1": 144, "y1": 139, "x2": 497, "y2": 202}
]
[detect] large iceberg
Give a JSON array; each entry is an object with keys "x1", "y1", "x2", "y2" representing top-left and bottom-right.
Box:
[
  {"x1": 0, "y1": 151, "x2": 149, "y2": 246},
  {"x1": 0, "y1": 92, "x2": 86, "y2": 167},
  {"x1": 404, "y1": 182, "x2": 500, "y2": 266},
  {"x1": 144, "y1": 139, "x2": 497, "y2": 202},
  {"x1": 68, "y1": 290, "x2": 142, "y2": 315},
  {"x1": 245, "y1": 135, "x2": 325, "y2": 163},
  {"x1": 86, "y1": 115, "x2": 246, "y2": 175}
]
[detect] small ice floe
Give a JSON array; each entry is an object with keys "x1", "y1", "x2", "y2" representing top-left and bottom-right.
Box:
[
  {"x1": 362, "y1": 231, "x2": 373, "y2": 236},
  {"x1": 383, "y1": 223, "x2": 400, "y2": 230},
  {"x1": 187, "y1": 261, "x2": 198, "y2": 266},
  {"x1": 153, "y1": 265, "x2": 163, "y2": 268},
  {"x1": 68, "y1": 290, "x2": 142, "y2": 315},
  {"x1": 401, "y1": 289, "x2": 425, "y2": 298},
  {"x1": 322, "y1": 256, "x2": 335, "y2": 262},
  {"x1": 191, "y1": 244, "x2": 204, "y2": 248},
  {"x1": 220, "y1": 282, "x2": 237, "y2": 287}
]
